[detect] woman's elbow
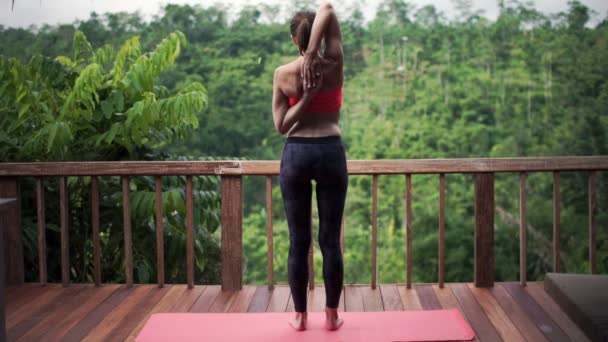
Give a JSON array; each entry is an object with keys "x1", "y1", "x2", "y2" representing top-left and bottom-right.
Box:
[{"x1": 319, "y1": 1, "x2": 334, "y2": 12}]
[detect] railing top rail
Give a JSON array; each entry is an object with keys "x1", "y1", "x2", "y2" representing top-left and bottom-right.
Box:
[{"x1": 0, "y1": 156, "x2": 606, "y2": 176}]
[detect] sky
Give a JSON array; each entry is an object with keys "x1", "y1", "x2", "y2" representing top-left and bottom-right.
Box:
[{"x1": 1, "y1": 0, "x2": 607, "y2": 29}]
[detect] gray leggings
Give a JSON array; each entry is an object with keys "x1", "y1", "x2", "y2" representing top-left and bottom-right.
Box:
[{"x1": 279, "y1": 135, "x2": 347, "y2": 312}]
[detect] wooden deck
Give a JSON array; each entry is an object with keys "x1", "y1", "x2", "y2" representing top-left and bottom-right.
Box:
[{"x1": 4, "y1": 282, "x2": 591, "y2": 342}]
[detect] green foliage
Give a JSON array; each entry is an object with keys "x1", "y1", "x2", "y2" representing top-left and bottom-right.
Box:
[{"x1": 1, "y1": 1, "x2": 606, "y2": 286}]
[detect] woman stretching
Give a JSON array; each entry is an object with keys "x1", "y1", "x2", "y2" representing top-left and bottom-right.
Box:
[{"x1": 272, "y1": 1, "x2": 346, "y2": 332}]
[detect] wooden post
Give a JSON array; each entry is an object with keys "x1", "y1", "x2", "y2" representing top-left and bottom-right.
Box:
[
  {"x1": 221, "y1": 175, "x2": 243, "y2": 291},
  {"x1": 186, "y1": 176, "x2": 194, "y2": 289},
  {"x1": 266, "y1": 176, "x2": 274, "y2": 290},
  {"x1": 553, "y1": 172, "x2": 560, "y2": 272},
  {"x1": 59, "y1": 177, "x2": 69, "y2": 287},
  {"x1": 474, "y1": 173, "x2": 494, "y2": 288},
  {"x1": 0, "y1": 178, "x2": 23, "y2": 286},
  {"x1": 122, "y1": 176, "x2": 133, "y2": 287},
  {"x1": 1, "y1": 198, "x2": 17, "y2": 342},
  {"x1": 405, "y1": 174, "x2": 412, "y2": 289},
  {"x1": 155, "y1": 176, "x2": 164, "y2": 287},
  {"x1": 589, "y1": 172, "x2": 597, "y2": 274},
  {"x1": 519, "y1": 173, "x2": 527, "y2": 286},
  {"x1": 372, "y1": 175, "x2": 378, "y2": 289},
  {"x1": 91, "y1": 177, "x2": 101, "y2": 286},
  {"x1": 36, "y1": 178, "x2": 47, "y2": 285},
  {"x1": 438, "y1": 174, "x2": 445, "y2": 288}
]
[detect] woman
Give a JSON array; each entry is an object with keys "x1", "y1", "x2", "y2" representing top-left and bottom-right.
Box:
[{"x1": 272, "y1": 1, "x2": 346, "y2": 332}]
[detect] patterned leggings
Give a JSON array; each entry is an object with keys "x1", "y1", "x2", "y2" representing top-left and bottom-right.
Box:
[{"x1": 279, "y1": 135, "x2": 347, "y2": 312}]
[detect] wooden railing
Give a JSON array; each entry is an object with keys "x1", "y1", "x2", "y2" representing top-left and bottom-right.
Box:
[{"x1": 0, "y1": 157, "x2": 606, "y2": 294}]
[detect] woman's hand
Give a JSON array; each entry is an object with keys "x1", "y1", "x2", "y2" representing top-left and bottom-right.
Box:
[
  {"x1": 302, "y1": 52, "x2": 322, "y2": 89},
  {"x1": 303, "y1": 67, "x2": 323, "y2": 96}
]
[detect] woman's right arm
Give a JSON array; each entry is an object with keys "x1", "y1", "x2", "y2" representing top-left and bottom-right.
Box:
[
  {"x1": 272, "y1": 67, "x2": 322, "y2": 135},
  {"x1": 302, "y1": 1, "x2": 343, "y2": 87}
]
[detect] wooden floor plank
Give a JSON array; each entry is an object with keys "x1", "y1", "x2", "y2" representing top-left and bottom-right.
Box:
[
  {"x1": 8, "y1": 285, "x2": 85, "y2": 340},
  {"x1": 6, "y1": 284, "x2": 50, "y2": 312},
  {"x1": 344, "y1": 285, "x2": 364, "y2": 312},
  {"x1": 379, "y1": 285, "x2": 404, "y2": 311},
  {"x1": 415, "y1": 284, "x2": 442, "y2": 310},
  {"x1": 228, "y1": 285, "x2": 257, "y2": 312},
  {"x1": 82, "y1": 285, "x2": 155, "y2": 341},
  {"x1": 208, "y1": 287, "x2": 238, "y2": 313},
  {"x1": 450, "y1": 283, "x2": 502, "y2": 342},
  {"x1": 308, "y1": 286, "x2": 326, "y2": 312},
  {"x1": 247, "y1": 286, "x2": 272, "y2": 312},
  {"x1": 7, "y1": 285, "x2": 63, "y2": 328},
  {"x1": 50, "y1": 285, "x2": 121, "y2": 341},
  {"x1": 359, "y1": 285, "x2": 383, "y2": 311},
  {"x1": 190, "y1": 285, "x2": 222, "y2": 312},
  {"x1": 525, "y1": 282, "x2": 591, "y2": 342},
  {"x1": 62, "y1": 285, "x2": 134, "y2": 342},
  {"x1": 170, "y1": 286, "x2": 205, "y2": 312},
  {"x1": 18, "y1": 285, "x2": 118, "y2": 342},
  {"x1": 398, "y1": 285, "x2": 422, "y2": 310},
  {"x1": 267, "y1": 285, "x2": 290, "y2": 312},
  {"x1": 125, "y1": 285, "x2": 188, "y2": 342},
  {"x1": 489, "y1": 284, "x2": 548, "y2": 342},
  {"x1": 502, "y1": 282, "x2": 570, "y2": 342},
  {"x1": 467, "y1": 284, "x2": 526, "y2": 341},
  {"x1": 104, "y1": 286, "x2": 171, "y2": 341},
  {"x1": 433, "y1": 285, "x2": 480, "y2": 342}
]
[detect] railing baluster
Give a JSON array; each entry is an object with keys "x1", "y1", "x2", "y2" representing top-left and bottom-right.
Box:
[
  {"x1": 266, "y1": 176, "x2": 274, "y2": 290},
  {"x1": 439, "y1": 173, "x2": 445, "y2": 288},
  {"x1": 186, "y1": 175, "x2": 194, "y2": 289},
  {"x1": 553, "y1": 172, "x2": 560, "y2": 272},
  {"x1": 372, "y1": 174, "x2": 378, "y2": 289},
  {"x1": 220, "y1": 175, "x2": 243, "y2": 291},
  {"x1": 589, "y1": 171, "x2": 597, "y2": 274},
  {"x1": 91, "y1": 176, "x2": 101, "y2": 286},
  {"x1": 155, "y1": 176, "x2": 164, "y2": 288},
  {"x1": 474, "y1": 173, "x2": 494, "y2": 288},
  {"x1": 59, "y1": 176, "x2": 69, "y2": 287},
  {"x1": 308, "y1": 204, "x2": 314, "y2": 290},
  {"x1": 122, "y1": 176, "x2": 133, "y2": 287},
  {"x1": 36, "y1": 177, "x2": 47, "y2": 285},
  {"x1": 405, "y1": 174, "x2": 412, "y2": 289},
  {"x1": 519, "y1": 172, "x2": 527, "y2": 286}
]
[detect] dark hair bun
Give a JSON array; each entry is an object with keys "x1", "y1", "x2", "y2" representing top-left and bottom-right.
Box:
[{"x1": 290, "y1": 11, "x2": 316, "y2": 54}]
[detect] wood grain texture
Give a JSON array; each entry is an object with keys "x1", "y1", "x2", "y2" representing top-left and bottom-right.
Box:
[
  {"x1": 519, "y1": 172, "x2": 527, "y2": 286},
  {"x1": 61, "y1": 285, "x2": 135, "y2": 342},
  {"x1": 433, "y1": 284, "x2": 480, "y2": 342},
  {"x1": 1, "y1": 157, "x2": 608, "y2": 176},
  {"x1": 91, "y1": 176, "x2": 101, "y2": 286},
  {"x1": 345, "y1": 285, "x2": 364, "y2": 312},
  {"x1": 122, "y1": 176, "x2": 133, "y2": 287},
  {"x1": 170, "y1": 286, "x2": 205, "y2": 312},
  {"x1": 7, "y1": 285, "x2": 62, "y2": 328},
  {"x1": 82, "y1": 285, "x2": 154, "y2": 341},
  {"x1": 489, "y1": 283, "x2": 548, "y2": 342},
  {"x1": 502, "y1": 282, "x2": 570, "y2": 342},
  {"x1": 266, "y1": 176, "x2": 274, "y2": 289},
  {"x1": 186, "y1": 175, "x2": 194, "y2": 289},
  {"x1": 379, "y1": 285, "x2": 404, "y2": 311},
  {"x1": 228, "y1": 285, "x2": 257, "y2": 312},
  {"x1": 474, "y1": 173, "x2": 494, "y2": 287},
  {"x1": 8, "y1": 285, "x2": 85, "y2": 340},
  {"x1": 190, "y1": 285, "x2": 222, "y2": 312},
  {"x1": 451, "y1": 283, "x2": 502, "y2": 341},
  {"x1": 398, "y1": 285, "x2": 422, "y2": 310},
  {"x1": 372, "y1": 174, "x2": 378, "y2": 289},
  {"x1": 553, "y1": 171, "x2": 560, "y2": 272},
  {"x1": 526, "y1": 282, "x2": 590, "y2": 342},
  {"x1": 439, "y1": 173, "x2": 445, "y2": 288},
  {"x1": 468, "y1": 284, "x2": 526, "y2": 341},
  {"x1": 126, "y1": 285, "x2": 188, "y2": 341},
  {"x1": 59, "y1": 176, "x2": 69, "y2": 287},
  {"x1": 247, "y1": 286, "x2": 272, "y2": 312},
  {"x1": 36, "y1": 177, "x2": 46, "y2": 285},
  {"x1": 155, "y1": 176, "x2": 164, "y2": 287},
  {"x1": 415, "y1": 284, "x2": 442, "y2": 310},
  {"x1": 307, "y1": 286, "x2": 326, "y2": 312},
  {"x1": 588, "y1": 171, "x2": 596, "y2": 274},
  {"x1": 221, "y1": 175, "x2": 243, "y2": 291},
  {"x1": 359, "y1": 285, "x2": 384, "y2": 311},
  {"x1": 266, "y1": 285, "x2": 290, "y2": 312},
  {"x1": 405, "y1": 174, "x2": 412, "y2": 289},
  {"x1": 0, "y1": 179, "x2": 23, "y2": 285}
]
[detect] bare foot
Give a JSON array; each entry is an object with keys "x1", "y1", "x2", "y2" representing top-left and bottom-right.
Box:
[
  {"x1": 325, "y1": 307, "x2": 344, "y2": 331},
  {"x1": 289, "y1": 312, "x2": 307, "y2": 331}
]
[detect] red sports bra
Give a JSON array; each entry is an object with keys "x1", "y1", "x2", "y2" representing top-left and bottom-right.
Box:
[{"x1": 288, "y1": 85, "x2": 343, "y2": 112}]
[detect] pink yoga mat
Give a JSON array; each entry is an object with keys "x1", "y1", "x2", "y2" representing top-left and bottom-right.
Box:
[{"x1": 136, "y1": 309, "x2": 475, "y2": 342}]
